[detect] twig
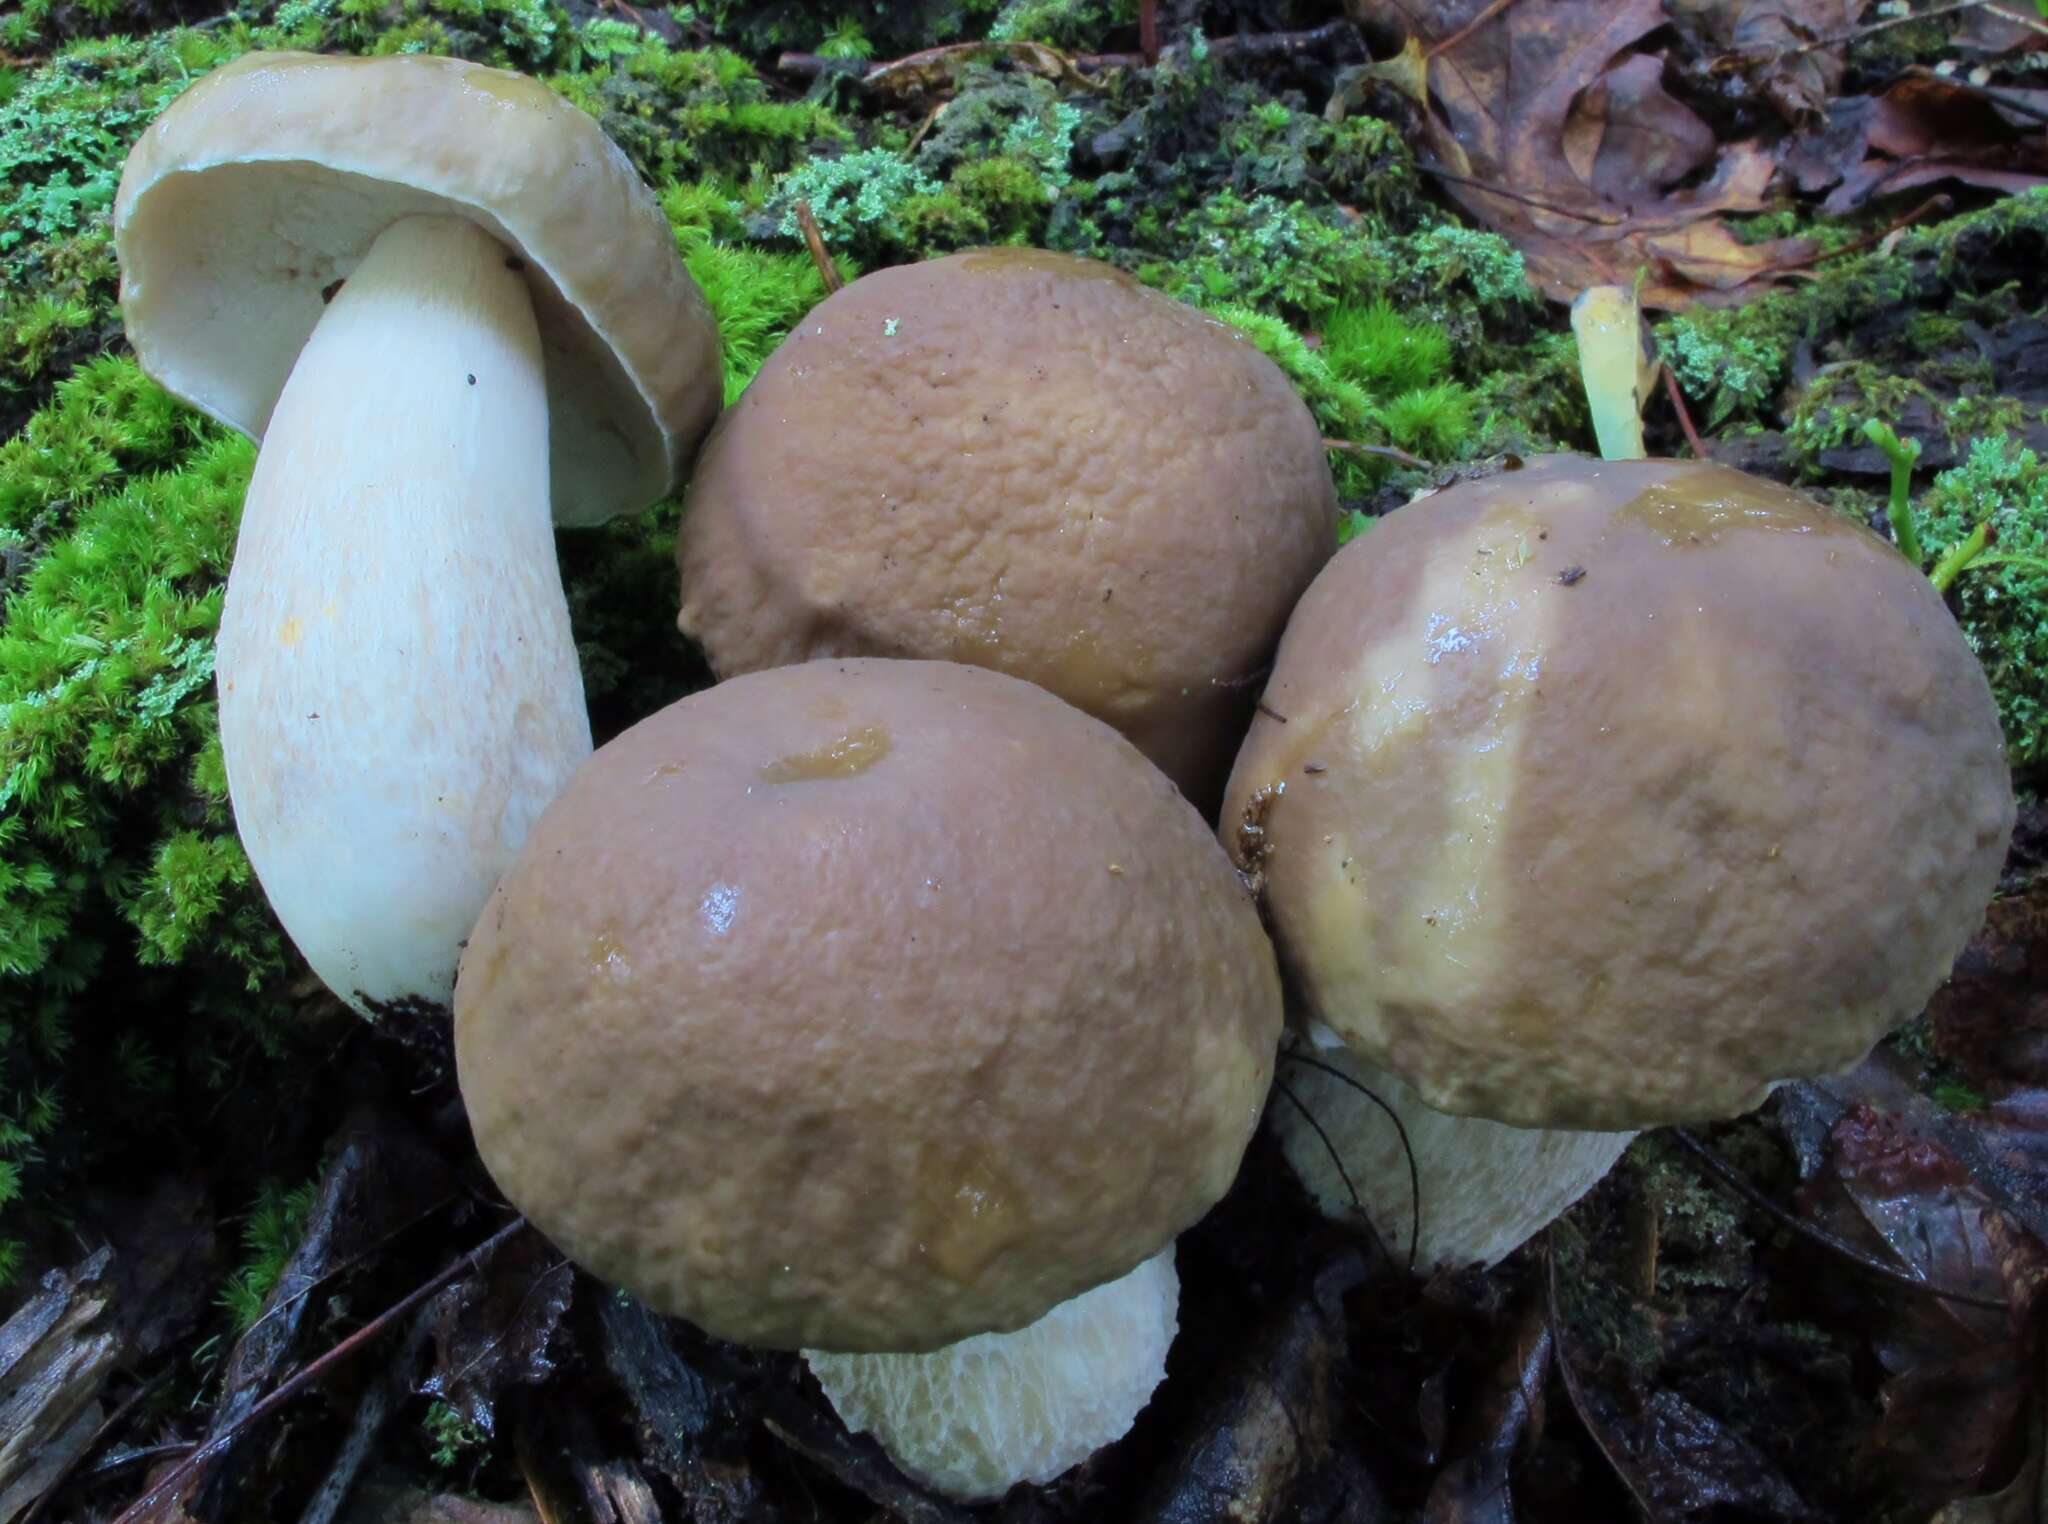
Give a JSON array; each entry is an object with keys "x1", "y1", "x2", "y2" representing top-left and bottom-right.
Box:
[
  {"x1": 1668, "y1": 1128, "x2": 2011, "y2": 1312},
  {"x1": 1324, "y1": 437, "x2": 1429, "y2": 470},
  {"x1": 81, "y1": 1444, "x2": 196, "y2": 1484},
  {"x1": 1279, "y1": 1050, "x2": 1421, "y2": 1274},
  {"x1": 774, "y1": 22, "x2": 1359, "y2": 84},
  {"x1": 20, "y1": 1366, "x2": 177, "y2": 1524},
  {"x1": 903, "y1": 98, "x2": 947, "y2": 158},
  {"x1": 792, "y1": 201, "x2": 842, "y2": 295},
  {"x1": 1425, "y1": 0, "x2": 1525, "y2": 60},
  {"x1": 1139, "y1": 0, "x2": 1159, "y2": 63},
  {"x1": 1984, "y1": 1, "x2": 2048, "y2": 41},
  {"x1": 109, "y1": 1220, "x2": 530, "y2": 1524},
  {"x1": 1794, "y1": 194, "x2": 1953, "y2": 270},
  {"x1": 1420, "y1": 163, "x2": 1628, "y2": 225},
  {"x1": 1661, "y1": 365, "x2": 1710, "y2": 461},
  {"x1": 1737, "y1": 0, "x2": 2048, "y2": 65}
]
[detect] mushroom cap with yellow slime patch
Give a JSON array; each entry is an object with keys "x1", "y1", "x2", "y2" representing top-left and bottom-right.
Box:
[
  {"x1": 1224, "y1": 454, "x2": 2013, "y2": 1131},
  {"x1": 455, "y1": 658, "x2": 1282, "y2": 1352}
]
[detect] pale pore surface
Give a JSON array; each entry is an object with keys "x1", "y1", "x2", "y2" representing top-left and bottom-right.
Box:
[
  {"x1": 806, "y1": 1247, "x2": 1179, "y2": 1501},
  {"x1": 1275, "y1": 1034, "x2": 1631, "y2": 1270},
  {"x1": 115, "y1": 50, "x2": 720, "y2": 523},
  {"x1": 676, "y1": 249, "x2": 1336, "y2": 807},
  {"x1": 1225, "y1": 454, "x2": 2014, "y2": 1130},
  {"x1": 219, "y1": 215, "x2": 589, "y2": 1013},
  {"x1": 456, "y1": 659, "x2": 1281, "y2": 1351}
]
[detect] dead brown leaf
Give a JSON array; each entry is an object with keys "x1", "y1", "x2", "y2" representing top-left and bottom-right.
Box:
[
  {"x1": 1798, "y1": 1106, "x2": 2047, "y2": 1509},
  {"x1": 1667, "y1": 0, "x2": 1869, "y2": 124},
  {"x1": 1342, "y1": 0, "x2": 1817, "y2": 308},
  {"x1": 1811, "y1": 72, "x2": 2048, "y2": 214}
]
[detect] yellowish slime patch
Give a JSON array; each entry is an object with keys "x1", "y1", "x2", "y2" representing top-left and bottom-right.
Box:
[{"x1": 759, "y1": 726, "x2": 891, "y2": 782}]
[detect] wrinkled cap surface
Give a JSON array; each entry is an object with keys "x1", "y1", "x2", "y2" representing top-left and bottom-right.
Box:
[
  {"x1": 456, "y1": 658, "x2": 1282, "y2": 1351},
  {"x1": 675, "y1": 248, "x2": 1336, "y2": 808},
  {"x1": 114, "y1": 50, "x2": 721, "y2": 524},
  {"x1": 1226, "y1": 454, "x2": 2014, "y2": 1130}
]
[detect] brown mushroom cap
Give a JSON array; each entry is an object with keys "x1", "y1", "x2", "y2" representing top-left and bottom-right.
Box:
[
  {"x1": 455, "y1": 658, "x2": 1281, "y2": 1352},
  {"x1": 114, "y1": 50, "x2": 721, "y2": 525},
  {"x1": 675, "y1": 248, "x2": 1337, "y2": 809},
  {"x1": 1224, "y1": 454, "x2": 2013, "y2": 1131}
]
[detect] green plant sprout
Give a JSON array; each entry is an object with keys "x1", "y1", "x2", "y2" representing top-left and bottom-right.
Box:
[
  {"x1": 1863, "y1": 418, "x2": 1924, "y2": 566},
  {"x1": 1867, "y1": 419, "x2": 2048, "y2": 592}
]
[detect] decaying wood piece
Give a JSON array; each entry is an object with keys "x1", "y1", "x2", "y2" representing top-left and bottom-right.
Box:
[
  {"x1": 296, "y1": 1306, "x2": 435, "y2": 1524},
  {"x1": 596, "y1": 1294, "x2": 773, "y2": 1520},
  {"x1": 1135, "y1": 1251, "x2": 1383, "y2": 1524},
  {"x1": 0, "y1": 1248, "x2": 121, "y2": 1523},
  {"x1": 515, "y1": 1402, "x2": 663, "y2": 1524}
]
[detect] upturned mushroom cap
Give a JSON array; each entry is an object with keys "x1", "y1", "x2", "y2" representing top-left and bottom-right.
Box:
[
  {"x1": 455, "y1": 658, "x2": 1281, "y2": 1352},
  {"x1": 1226, "y1": 454, "x2": 2014, "y2": 1131},
  {"x1": 675, "y1": 248, "x2": 1337, "y2": 807},
  {"x1": 114, "y1": 50, "x2": 720, "y2": 523}
]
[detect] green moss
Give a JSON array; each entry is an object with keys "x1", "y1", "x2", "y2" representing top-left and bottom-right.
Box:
[
  {"x1": 814, "y1": 16, "x2": 876, "y2": 60},
  {"x1": 217, "y1": 1177, "x2": 318, "y2": 1331},
  {"x1": 1916, "y1": 436, "x2": 2048, "y2": 772},
  {"x1": 1321, "y1": 300, "x2": 1451, "y2": 396},
  {"x1": 1379, "y1": 382, "x2": 1477, "y2": 461},
  {"x1": 987, "y1": 0, "x2": 1134, "y2": 47},
  {"x1": 1659, "y1": 306, "x2": 1794, "y2": 429},
  {"x1": 424, "y1": 1400, "x2": 491, "y2": 1468}
]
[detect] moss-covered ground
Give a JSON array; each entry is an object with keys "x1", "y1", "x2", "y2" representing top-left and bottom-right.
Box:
[{"x1": 4, "y1": 0, "x2": 2048, "y2": 1514}]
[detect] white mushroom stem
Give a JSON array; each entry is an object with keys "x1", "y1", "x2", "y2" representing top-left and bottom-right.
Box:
[
  {"x1": 805, "y1": 1247, "x2": 1179, "y2": 1502},
  {"x1": 216, "y1": 214, "x2": 591, "y2": 1017},
  {"x1": 1276, "y1": 1028, "x2": 1635, "y2": 1272}
]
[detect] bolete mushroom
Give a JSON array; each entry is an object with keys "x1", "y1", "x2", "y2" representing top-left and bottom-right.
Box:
[
  {"x1": 674, "y1": 248, "x2": 1337, "y2": 811},
  {"x1": 114, "y1": 52, "x2": 721, "y2": 1016},
  {"x1": 454, "y1": 658, "x2": 1281, "y2": 1497},
  {"x1": 1229, "y1": 455, "x2": 2013, "y2": 1251}
]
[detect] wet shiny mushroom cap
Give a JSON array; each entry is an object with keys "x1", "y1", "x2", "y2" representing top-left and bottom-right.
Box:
[
  {"x1": 675, "y1": 248, "x2": 1337, "y2": 811},
  {"x1": 1225, "y1": 453, "x2": 2014, "y2": 1131},
  {"x1": 456, "y1": 658, "x2": 1282, "y2": 1352}
]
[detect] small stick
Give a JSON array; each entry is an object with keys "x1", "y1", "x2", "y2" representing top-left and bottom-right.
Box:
[
  {"x1": 1661, "y1": 365, "x2": 1710, "y2": 461},
  {"x1": 1426, "y1": 0, "x2": 1524, "y2": 60},
  {"x1": 1324, "y1": 437, "x2": 1429, "y2": 470},
  {"x1": 1139, "y1": 0, "x2": 1159, "y2": 63},
  {"x1": 903, "y1": 98, "x2": 947, "y2": 158},
  {"x1": 1420, "y1": 164, "x2": 1627, "y2": 225},
  {"x1": 792, "y1": 201, "x2": 842, "y2": 294},
  {"x1": 1751, "y1": 0, "x2": 2047, "y2": 64},
  {"x1": 1669, "y1": 1128, "x2": 2010, "y2": 1312},
  {"x1": 108, "y1": 1220, "x2": 530, "y2": 1524},
  {"x1": 1794, "y1": 194, "x2": 1952, "y2": 270}
]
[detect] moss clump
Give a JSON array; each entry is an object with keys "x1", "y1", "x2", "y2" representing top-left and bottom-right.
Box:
[
  {"x1": 217, "y1": 1176, "x2": 318, "y2": 1331},
  {"x1": 1916, "y1": 436, "x2": 2048, "y2": 773},
  {"x1": 987, "y1": 0, "x2": 1134, "y2": 48}
]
